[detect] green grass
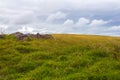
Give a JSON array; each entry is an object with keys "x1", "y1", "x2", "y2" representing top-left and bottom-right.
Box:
[{"x1": 0, "y1": 34, "x2": 120, "y2": 80}]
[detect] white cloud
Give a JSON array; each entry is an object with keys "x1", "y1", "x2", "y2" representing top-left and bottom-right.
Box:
[
  {"x1": 76, "y1": 18, "x2": 90, "y2": 27},
  {"x1": 63, "y1": 19, "x2": 74, "y2": 26},
  {"x1": 1, "y1": 0, "x2": 120, "y2": 15},
  {"x1": 18, "y1": 26, "x2": 34, "y2": 33},
  {"x1": 0, "y1": 0, "x2": 120, "y2": 36},
  {"x1": 108, "y1": 26, "x2": 120, "y2": 31},
  {"x1": 0, "y1": 24, "x2": 8, "y2": 33},
  {"x1": 0, "y1": 24, "x2": 8, "y2": 29},
  {"x1": 89, "y1": 19, "x2": 108, "y2": 27},
  {"x1": 10, "y1": 11, "x2": 37, "y2": 25},
  {"x1": 46, "y1": 11, "x2": 67, "y2": 22}
]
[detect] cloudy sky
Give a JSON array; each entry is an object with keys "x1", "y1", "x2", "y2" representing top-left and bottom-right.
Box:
[{"x1": 0, "y1": 0, "x2": 120, "y2": 36}]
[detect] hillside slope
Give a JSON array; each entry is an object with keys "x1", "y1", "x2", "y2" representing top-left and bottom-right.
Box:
[{"x1": 0, "y1": 34, "x2": 120, "y2": 80}]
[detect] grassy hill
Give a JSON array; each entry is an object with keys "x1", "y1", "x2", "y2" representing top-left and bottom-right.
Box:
[{"x1": 0, "y1": 34, "x2": 120, "y2": 80}]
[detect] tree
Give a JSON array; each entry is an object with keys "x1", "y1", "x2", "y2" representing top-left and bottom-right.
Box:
[{"x1": 0, "y1": 27, "x2": 5, "y2": 34}]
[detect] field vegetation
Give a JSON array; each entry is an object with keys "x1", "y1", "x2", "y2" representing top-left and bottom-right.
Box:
[{"x1": 0, "y1": 34, "x2": 120, "y2": 80}]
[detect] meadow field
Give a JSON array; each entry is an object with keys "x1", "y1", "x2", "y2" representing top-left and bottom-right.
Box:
[{"x1": 0, "y1": 34, "x2": 120, "y2": 80}]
